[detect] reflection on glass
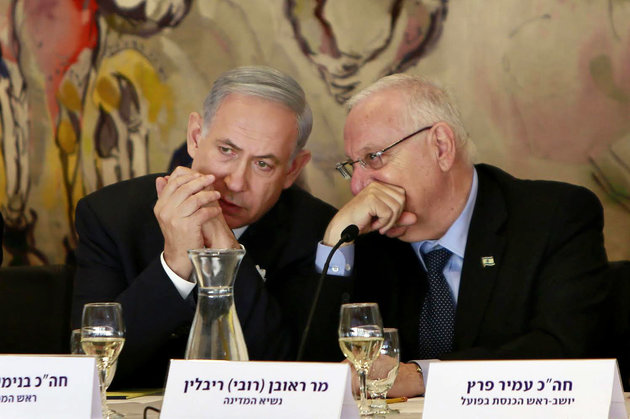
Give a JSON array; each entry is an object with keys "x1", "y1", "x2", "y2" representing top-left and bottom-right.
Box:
[{"x1": 367, "y1": 328, "x2": 401, "y2": 415}]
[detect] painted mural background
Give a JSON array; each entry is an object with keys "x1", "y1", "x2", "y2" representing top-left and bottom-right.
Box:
[{"x1": 0, "y1": 0, "x2": 629, "y2": 266}]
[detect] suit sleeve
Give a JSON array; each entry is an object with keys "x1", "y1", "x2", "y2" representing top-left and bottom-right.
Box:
[{"x1": 444, "y1": 186, "x2": 608, "y2": 360}]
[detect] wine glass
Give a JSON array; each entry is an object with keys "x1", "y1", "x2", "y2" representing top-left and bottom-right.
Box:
[
  {"x1": 72, "y1": 328, "x2": 119, "y2": 388},
  {"x1": 367, "y1": 328, "x2": 401, "y2": 415},
  {"x1": 338, "y1": 303, "x2": 384, "y2": 416},
  {"x1": 70, "y1": 328, "x2": 84, "y2": 355},
  {"x1": 81, "y1": 302, "x2": 125, "y2": 419}
]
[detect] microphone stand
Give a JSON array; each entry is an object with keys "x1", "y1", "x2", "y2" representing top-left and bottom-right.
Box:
[{"x1": 296, "y1": 225, "x2": 359, "y2": 361}]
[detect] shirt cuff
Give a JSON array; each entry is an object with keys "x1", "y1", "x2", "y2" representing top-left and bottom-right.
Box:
[
  {"x1": 160, "y1": 251, "x2": 196, "y2": 299},
  {"x1": 315, "y1": 241, "x2": 354, "y2": 276}
]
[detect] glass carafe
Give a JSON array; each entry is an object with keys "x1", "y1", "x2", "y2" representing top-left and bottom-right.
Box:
[{"x1": 185, "y1": 247, "x2": 249, "y2": 360}]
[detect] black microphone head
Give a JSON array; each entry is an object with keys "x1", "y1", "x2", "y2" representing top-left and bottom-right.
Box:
[{"x1": 340, "y1": 224, "x2": 359, "y2": 243}]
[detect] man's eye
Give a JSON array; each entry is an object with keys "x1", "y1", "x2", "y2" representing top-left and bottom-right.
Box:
[
  {"x1": 219, "y1": 146, "x2": 234, "y2": 155},
  {"x1": 366, "y1": 152, "x2": 379, "y2": 161},
  {"x1": 255, "y1": 160, "x2": 273, "y2": 171}
]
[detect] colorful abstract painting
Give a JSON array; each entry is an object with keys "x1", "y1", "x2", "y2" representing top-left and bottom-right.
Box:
[{"x1": 1, "y1": 0, "x2": 629, "y2": 266}]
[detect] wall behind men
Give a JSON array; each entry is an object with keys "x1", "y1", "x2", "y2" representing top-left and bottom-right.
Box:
[{"x1": 0, "y1": 0, "x2": 628, "y2": 266}]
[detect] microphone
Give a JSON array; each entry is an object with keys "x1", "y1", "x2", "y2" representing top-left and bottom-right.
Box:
[{"x1": 296, "y1": 224, "x2": 359, "y2": 361}]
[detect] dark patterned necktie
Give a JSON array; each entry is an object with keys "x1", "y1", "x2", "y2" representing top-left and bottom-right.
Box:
[{"x1": 417, "y1": 247, "x2": 455, "y2": 359}]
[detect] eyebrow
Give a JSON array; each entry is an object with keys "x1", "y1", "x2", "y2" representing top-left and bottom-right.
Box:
[
  {"x1": 345, "y1": 142, "x2": 384, "y2": 160},
  {"x1": 217, "y1": 138, "x2": 280, "y2": 163}
]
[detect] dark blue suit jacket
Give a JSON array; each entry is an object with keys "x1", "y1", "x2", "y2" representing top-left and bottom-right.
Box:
[{"x1": 72, "y1": 174, "x2": 346, "y2": 388}]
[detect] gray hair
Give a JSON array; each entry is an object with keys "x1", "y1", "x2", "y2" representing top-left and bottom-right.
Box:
[
  {"x1": 202, "y1": 66, "x2": 313, "y2": 155},
  {"x1": 347, "y1": 74, "x2": 471, "y2": 158}
]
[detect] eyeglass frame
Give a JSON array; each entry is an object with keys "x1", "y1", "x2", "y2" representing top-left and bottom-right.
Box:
[{"x1": 335, "y1": 124, "x2": 434, "y2": 180}]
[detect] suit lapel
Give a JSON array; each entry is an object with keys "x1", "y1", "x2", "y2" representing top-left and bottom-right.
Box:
[{"x1": 454, "y1": 165, "x2": 507, "y2": 350}]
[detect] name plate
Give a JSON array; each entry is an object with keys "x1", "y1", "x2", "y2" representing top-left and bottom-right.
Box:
[
  {"x1": 0, "y1": 355, "x2": 101, "y2": 418},
  {"x1": 424, "y1": 359, "x2": 627, "y2": 419},
  {"x1": 161, "y1": 360, "x2": 359, "y2": 418}
]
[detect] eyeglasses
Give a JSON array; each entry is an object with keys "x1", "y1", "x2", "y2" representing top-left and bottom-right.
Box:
[{"x1": 335, "y1": 125, "x2": 433, "y2": 180}]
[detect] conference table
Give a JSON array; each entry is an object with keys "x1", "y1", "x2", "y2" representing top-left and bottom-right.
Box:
[
  {"x1": 109, "y1": 393, "x2": 630, "y2": 418},
  {"x1": 110, "y1": 395, "x2": 423, "y2": 417}
]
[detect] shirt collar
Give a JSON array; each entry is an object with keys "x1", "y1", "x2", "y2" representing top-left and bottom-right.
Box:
[
  {"x1": 232, "y1": 225, "x2": 248, "y2": 239},
  {"x1": 411, "y1": 167, "x2": 478, "y2": 259}
]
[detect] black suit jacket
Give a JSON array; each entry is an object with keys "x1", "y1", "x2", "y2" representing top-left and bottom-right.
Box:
[
  {"x1": 352, "y1": 164, "x2": 608, "y2": 361},
  {"x1": 72, "y1": 174, "x2": 348, "y2": 388}
]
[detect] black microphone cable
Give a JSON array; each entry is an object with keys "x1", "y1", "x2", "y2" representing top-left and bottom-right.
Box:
[{"x1": 296, "y1": 224, "x2": 359, "y2": 361}]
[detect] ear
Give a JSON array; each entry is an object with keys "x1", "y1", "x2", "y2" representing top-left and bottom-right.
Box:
[
  {"x1": 432, "y1": 122, "x2": 457, "y2": 172},
  {"x1": 283, "y1": 149, "x2": 311, "y2": 189},
  {"x1": 186, "y1": 112, "x2": 204, "y2": 160}
]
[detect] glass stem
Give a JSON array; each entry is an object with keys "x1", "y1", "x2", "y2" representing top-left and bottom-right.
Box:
[
  {"x1": 99, "y1": 367, "x2": 108, "y2": 415},
  {"x1": 358, "y1": 368, "x2": 369, "y2": 411},
  {"x1": 372, "y1": 393, "x2": 387, "y2": 408}
]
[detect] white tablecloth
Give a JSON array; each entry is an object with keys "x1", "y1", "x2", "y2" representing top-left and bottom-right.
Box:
[{"x1": 109, "y1": 393, "x2": 630, "y2": 418}]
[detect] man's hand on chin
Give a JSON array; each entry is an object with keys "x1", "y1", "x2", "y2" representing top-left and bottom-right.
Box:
[{"x1": 387, "y1": 362, "x2": 425, "y2": 398}]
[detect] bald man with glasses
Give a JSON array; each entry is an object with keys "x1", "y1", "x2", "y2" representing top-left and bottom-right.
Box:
[{"x1": 318, "y1": 74, "x2": 608, "y2": 397}]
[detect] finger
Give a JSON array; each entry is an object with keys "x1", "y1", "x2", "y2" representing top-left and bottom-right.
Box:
[
  {"x1": 379, "y1": 210, "x2": 417, "y2": 235},
  {"x1": 155, "y1": 177, "x2": 167, "y2": 196},
  {"x1": 188, "y1": 205, "x2": 223, "y2": 226},
  {"x1": 368, "y1": 196, "x2": 403, "y2": 232},
  {"x1": 164, "y1": 173, "x2": 216, "y2": 207},
  {"x1": 397, "y1": 211, "x2": 417, "y2": 227},
  {"x1": 168, "y1": 165, "x2": 195, "y2": 179},
  {"x1": 384, "y1": 225, "x2": 407, "y2": 238},
  {"x1": 177, "y1": 190, "x2": 221, "y2": 217},
  {"x1": 159, "y1": 172, "x2": 201, "y2": 200}
]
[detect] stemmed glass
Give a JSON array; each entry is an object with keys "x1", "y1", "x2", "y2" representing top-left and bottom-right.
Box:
[
  {"x1": 71, "y1": 328, "x2": 119, "y2": 388},
  {"x1": 81, "y1": 303, "x2": 126, "y2": 419},
  {"x1": 338, "y1": 303, "x2": 384, "y2": 416},
  {"x1": 367, "y1": 328, "x2": 401, "y2": 415}
]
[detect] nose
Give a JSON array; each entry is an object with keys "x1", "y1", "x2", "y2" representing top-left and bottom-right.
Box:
[
  {"x1": 224, "y1": 160, "x2": 248, "y2": 193},
  {"x1": 350, "y1": 166, "x2": 372, "y2": 195}
]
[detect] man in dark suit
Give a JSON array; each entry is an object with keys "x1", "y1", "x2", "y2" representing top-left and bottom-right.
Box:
[
  {"x1": 72, "y1": 66, "x2": 346, "y2": 388},
  {"x1": 321, "y1": 74, "x2": 608, "y2": 397}
]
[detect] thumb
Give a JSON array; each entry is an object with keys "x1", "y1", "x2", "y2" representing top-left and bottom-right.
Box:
[{"x1": 397, "y1": 211, "x2": 417, "y2": 227}]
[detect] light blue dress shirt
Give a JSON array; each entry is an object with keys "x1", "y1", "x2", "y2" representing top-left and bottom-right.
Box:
[{"x1": 411, "y1": 168, "x2": 478, "y2": 303}]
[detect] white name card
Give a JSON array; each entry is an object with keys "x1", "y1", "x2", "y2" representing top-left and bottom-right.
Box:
[
  {"x1": 161, "y1": 360, "x2": 359, "y2": 419},
  {"x1": 424, "y1": 359, "x2": 627, "y2": 419},
  {"x1": 0, "y1": 355, "x2": 101, "y2": 418}
]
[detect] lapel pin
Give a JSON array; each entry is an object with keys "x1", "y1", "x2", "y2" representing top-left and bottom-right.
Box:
[
  {"x1": 481, "y1": 256, "x2": 495, "y2": 268},
  {"x1": 255, "y1": 265, "x2": 267, "y2": 281}
]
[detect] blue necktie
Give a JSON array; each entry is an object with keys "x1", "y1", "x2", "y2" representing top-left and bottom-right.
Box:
[{"x1": 418, "y1": 248, "x2": 455, "y2": 359}]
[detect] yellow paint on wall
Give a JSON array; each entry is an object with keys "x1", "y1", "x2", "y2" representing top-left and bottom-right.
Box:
[
  {"x1": 94, "y1": 76, "x2": 121, "y2": 112},
  {"x1": 57, "y1": 79, "x2": 83, "y2": 113},
  {"x1": 56, "y1": 118, "x2": 78, "y2": 154},
  {"x1": 90, "y1": 49, "x2": 174, "y2": 124}
]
